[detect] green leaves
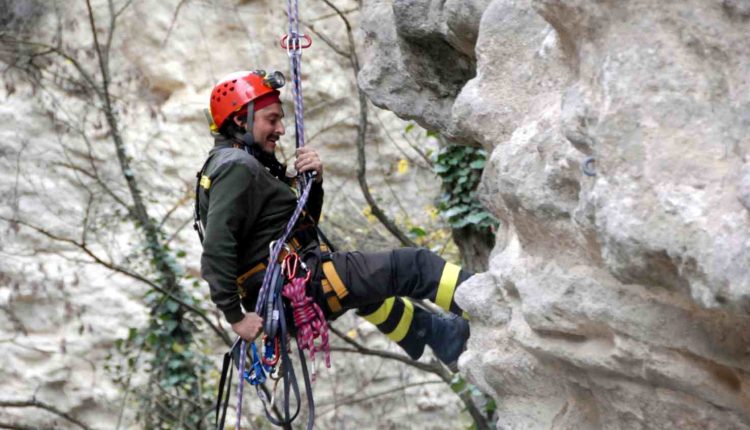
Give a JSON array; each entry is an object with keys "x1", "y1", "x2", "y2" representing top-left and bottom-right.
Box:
[
  {"x1": 409, "y1": 226, "x2": 427, "y2": 238},
  {"x1": 469, "y1": 159, "x2": 485, "y2": 169},
  {"x1": 432, "y1": 144, "x2": 499, "y2": 231}
]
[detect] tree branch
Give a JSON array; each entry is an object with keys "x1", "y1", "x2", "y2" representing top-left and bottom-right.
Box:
[
  {"x1": 161, "y1": 0, "x2": 190, "y2": 46},
  {"x1": 329, "y1": 326, "x2": 439, "y2": 374},
  {"x1": 328, "y1": 325, "x2": 491, "y2": 430},
  {"x1": 318, "y1": 380, "x2": 443, "y2": 413},
  {"x1": 0, "y1": 36, "x2": 102, "y2": 99},
  {"x1": 0, "y1": 422, "x2": 55, "y2": 430},
  {"x1": 0, "y1": 216, "x2": 231, "y2": 346},
  {"x1": 315, "y1": 0, "x2": 418, "y2": 248},
  {"x1": 0, "y1": 399, "x2": 93, "y2": 430}
]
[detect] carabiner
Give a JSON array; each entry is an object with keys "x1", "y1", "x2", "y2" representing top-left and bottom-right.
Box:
[
  {"x1": 244, "y1": 343, "x2": 267, "y2": 386},
  {"x1": 280, "y1": 33, "x2": 312, "y2": 50},
  {"x1": 283, "y1": 251, "x2": 300, "y2": 280},
  {"x1": 261, "y1": 334, "x2": 281, "y2": 366}
]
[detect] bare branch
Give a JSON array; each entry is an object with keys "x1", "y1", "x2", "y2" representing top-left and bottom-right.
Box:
[
  {"x1": 0, "y1": 216, "x2": 231, "y2": 345},
  {"x1": 373, "y1": 112, "x2": 433, "y2": 169},
  {"x1": 0, "y1": 399, "x2": 93, "y2": 430},
  {"x1": 329, "y1": 325, "x2": 491, "y2": 430},
  {"x1": 301, "y1": 21, "x2": 348, "y2": 57},
  {"x1": 310, "y1": 7, "x2": 359, "y2": 22},
  {"x1": 0, "y1": 36, "x2": 102, "y2": 99},
  {"x1": 315, "y1": 0, "x2": 418, "y2": 248},
  {"x1": 114, "y1": 0, "x2": 136, "y2": 20},
  {"x1": 164, "y1": 217, "x2": 192, "y2": 246},
  {"x1": 161, "y1": 0, "x2": 189, "y2": 46},
  {"x1": 329, "y1": 326, "x2": 440, "y2": 374},
  {"x1": 318, "y1": 380, "x2": 443, "y2": 413},
  {"x1": 158, "y1": 190, "x2": 192, "y2": 230},
  {"x1": 50, "y1": 160, "x2": 132, "y2": 213},
  {"x1": 0, "y1": 304, "x2": 27, "y2": 337},
  {"x1": 0, "y1": 421, "x2": 56, "y2": 430},
  {"x1": 85, "y1": 0, "x2": 109, "y2": 100}
]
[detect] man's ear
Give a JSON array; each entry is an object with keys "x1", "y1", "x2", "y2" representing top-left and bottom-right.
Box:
[{"x1": 232, "y1": 115, "x2": 246, "y2": 128}]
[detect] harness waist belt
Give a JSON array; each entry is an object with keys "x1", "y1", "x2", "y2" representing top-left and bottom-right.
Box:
[{"x1": 237, "y1": 237, "x2": 302, "y2": 297}]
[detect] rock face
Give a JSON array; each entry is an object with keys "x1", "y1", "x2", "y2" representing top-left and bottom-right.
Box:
[{"x1": 360, "y1": 0, "x2": 750, "y2": 428}]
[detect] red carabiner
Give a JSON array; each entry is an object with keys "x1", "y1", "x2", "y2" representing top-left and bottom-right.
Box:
[
  {"x1": 280, "y1": 33, "x2": 312, "y2": 50},
  {"x1": 261, "y1": 334, "x2": 281, "y2": 366},
  {"x1": 283, "y1": 251, "x2": 299, "y2": 280}
]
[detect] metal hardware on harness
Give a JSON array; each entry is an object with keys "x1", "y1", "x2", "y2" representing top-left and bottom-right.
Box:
[
  {"x1": 280, "y1": 33, "x2": 312, "y2": 50},
  {"x1": 261, "y1": 335, "x2": 281, "y2": 367},
  {"x1": 263, "y1": 264, "x2": 284, "y2": 339},
  {"x1": 581, "y1": 156, "x2": 596, "y2": 177},
  {"x1": 244, "y1": 342, "x2": 269, "y2": 386}
]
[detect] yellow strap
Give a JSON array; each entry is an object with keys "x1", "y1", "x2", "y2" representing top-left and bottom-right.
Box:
[
  {"x1": 361, "y1": 297, "x2": 395, "y2": 326},
  {"x1": 200, "y1": 175, "x2": 212, "y2": 190},
  {"x1": 322, "y1": 279, "x2": 343, "y2": 313},
  {"x1": 322, "y1": 261, "x2": 348, "y2": 299},
  {"x1": 435, "y1": 262, "x2": 461, "y2": 312},
  {"x1": 236, "y1": 262, "x2": 266, "y2": 287},
  {"x1": 386, "y1": 298, "x2": 413, "y2": 342},
  {"x1": 326, "y1": 295, "x2": 342, "y2": 313}
]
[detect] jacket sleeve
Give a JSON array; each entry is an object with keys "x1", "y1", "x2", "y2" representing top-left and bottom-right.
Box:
[
  {"x1": 200, "y1": 161, "x2": 260, "y2": 324},
  {"x1": 306, "y1": 180, "x2": 324, "y2": 223}
]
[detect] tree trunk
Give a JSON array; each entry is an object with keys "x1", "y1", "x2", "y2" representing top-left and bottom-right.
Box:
[{"x1": 452, "y1": 226, "x2": 494, "y2": 273}]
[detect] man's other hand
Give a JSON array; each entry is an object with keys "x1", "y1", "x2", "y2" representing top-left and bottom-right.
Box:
[
  {"x1": 231, "y1": 312, "x2": 264, "y2": 341},
  {"x1": 295, "y1": 147, "x2": 324, "y2": 183}
]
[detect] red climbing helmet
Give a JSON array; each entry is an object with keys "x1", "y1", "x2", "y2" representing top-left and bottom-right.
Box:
[{"x1": 209, "y1": 70, "x2": 285, "y2": 130}]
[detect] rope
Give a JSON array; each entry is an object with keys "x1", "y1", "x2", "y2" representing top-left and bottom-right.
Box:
[
  {"x1": 254, "y1": 0, "x2": 311, "y2": 317},
  {"x1": 286, "y1": 0, "x2": 307, "y2": 153},
  {"x1": 234, "y1": 0, "x2": 318, "y2": 428},
  {"x1": 235, "y1": 341, "x2": 248, "y2": 430},
  {"x1": 282, "y1": 275, "x2": 331, "y2": 380}
]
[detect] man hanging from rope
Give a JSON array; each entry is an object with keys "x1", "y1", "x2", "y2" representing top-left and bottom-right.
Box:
[{"x1": 197, "y1": 70, "x2": 471, "y2": 371}]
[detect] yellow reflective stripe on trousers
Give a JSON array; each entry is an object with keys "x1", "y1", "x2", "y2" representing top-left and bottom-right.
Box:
[
  {"x1": 386, "y1": 298, "x2": 413, "y2": 342},
  {"x1": 200, "y1": 175, "x2": 211, "y2": 189},
  {"x1": 361, "y1": 297, "x2": 395, "y2": 326},
  {"x1": 435, "y1": 262, "x2": 461, "y2": 311}
]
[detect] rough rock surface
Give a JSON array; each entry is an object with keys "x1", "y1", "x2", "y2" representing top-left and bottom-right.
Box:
[{"x1": 360, "y1": 0, "x2": 750, "y2": 428}]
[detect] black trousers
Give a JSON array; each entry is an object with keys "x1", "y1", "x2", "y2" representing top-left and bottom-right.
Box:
[{"x1": 309, "y1": 247, "x2": 471, "y2": 351}]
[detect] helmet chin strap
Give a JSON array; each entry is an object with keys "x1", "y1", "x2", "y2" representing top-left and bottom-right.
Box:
[{"x1": 241, "y1": 101, "x2": 256, "y2": 147}]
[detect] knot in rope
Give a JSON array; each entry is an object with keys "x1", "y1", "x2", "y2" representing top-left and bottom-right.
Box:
[{"x1": 282, "y1": 276, "x2": 330, "y2": 378}]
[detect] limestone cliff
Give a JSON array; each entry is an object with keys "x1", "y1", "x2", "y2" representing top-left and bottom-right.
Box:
[{"x1": 359, "y1": 0, "x2": 750, "y2": 428}]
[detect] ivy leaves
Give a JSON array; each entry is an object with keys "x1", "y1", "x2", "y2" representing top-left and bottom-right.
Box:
[{"x1": 433, "y1": 144, "x2": 498, "y2": 231}]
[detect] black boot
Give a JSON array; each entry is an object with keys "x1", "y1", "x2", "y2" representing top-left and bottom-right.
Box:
[
  {"x1": 394, "y1": 306, "x2": 432, "y2": 360},
  {"x1": 426, "y1": 313, "x2": 470, "y2": 371}
]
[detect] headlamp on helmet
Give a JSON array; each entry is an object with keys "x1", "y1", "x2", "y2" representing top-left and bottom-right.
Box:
[{"x1": 252, "y1": 70, "x2": 286, "y2": 90}]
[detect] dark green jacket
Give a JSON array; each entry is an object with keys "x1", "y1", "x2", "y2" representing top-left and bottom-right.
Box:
[{"x1": 198, "y1": 137, "x2": 323, "y2": 323}]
